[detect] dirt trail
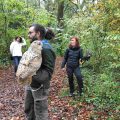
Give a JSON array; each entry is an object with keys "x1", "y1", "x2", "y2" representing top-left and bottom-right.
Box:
[{"x1": 0, "y1": 57, "x2": 92, "y2": 120}]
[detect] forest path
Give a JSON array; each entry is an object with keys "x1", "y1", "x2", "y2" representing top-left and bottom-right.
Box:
[{"x1": 0, "y1": 57, "x2": 92, "y2": 120}]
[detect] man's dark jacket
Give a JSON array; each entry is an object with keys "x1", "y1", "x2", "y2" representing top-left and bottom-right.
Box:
[{"x1": 31, "y1": 40, "x2": 56, "y2": 89}]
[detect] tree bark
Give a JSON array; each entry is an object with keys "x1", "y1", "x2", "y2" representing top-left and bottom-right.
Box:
[
  {"x1": 57, "y1": 0, "x2": 64, "y2": 28},
  {"x1": 38, "y1": 0, "x2": 41, "y2": 8}
]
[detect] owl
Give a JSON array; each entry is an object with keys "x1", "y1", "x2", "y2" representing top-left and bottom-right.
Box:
[{"x1": 16, "y1": 40, "x2": 42, "y2": 85}]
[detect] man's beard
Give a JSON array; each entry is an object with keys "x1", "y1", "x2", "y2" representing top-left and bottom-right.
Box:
[{"x1": 30, "y1": 35, "x2": 38, "y2": 43}]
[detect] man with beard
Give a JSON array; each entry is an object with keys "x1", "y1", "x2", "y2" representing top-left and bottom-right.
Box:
[{"x1": 24, "y1": 24, "x2": 56, "y2": 120}]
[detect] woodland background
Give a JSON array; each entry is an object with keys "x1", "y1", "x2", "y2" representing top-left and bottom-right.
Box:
[{"x1": 0, "y1": 0, "x2": 120, "y2": 119}]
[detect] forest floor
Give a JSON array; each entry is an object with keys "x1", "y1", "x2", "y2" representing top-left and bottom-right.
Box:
[{"x1": 0, "y1": 57, "x2": 105, "y2": 120}]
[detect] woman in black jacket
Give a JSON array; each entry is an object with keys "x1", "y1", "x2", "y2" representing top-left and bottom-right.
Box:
[{"x1": 61, "y1": 36, "x2": 83, "y2": 96}]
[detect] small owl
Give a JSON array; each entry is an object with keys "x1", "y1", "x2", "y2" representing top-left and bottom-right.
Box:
[{"x1": 16, "y1": 40, "x2": 42, "y2": 85}]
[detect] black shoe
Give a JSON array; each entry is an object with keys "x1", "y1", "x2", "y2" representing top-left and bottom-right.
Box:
[{"x1": 69, "y1": 93, "x2": 75, "y2": 97}]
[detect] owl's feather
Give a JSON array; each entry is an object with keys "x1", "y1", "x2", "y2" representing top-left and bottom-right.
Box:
[{"x1": 16, "y1": 40, "x2": 42, "y2": 85}]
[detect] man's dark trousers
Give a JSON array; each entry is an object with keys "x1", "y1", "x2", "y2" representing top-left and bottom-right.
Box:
[{"x1": 24, "y1": 86, "x2": 49, "y2": 120}]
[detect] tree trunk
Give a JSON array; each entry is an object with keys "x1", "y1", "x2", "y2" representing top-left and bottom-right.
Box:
[
  {"x1": 38, "y1": 0, "x2": 41, "y2": 8},
  {"x1": 57, "y1": 0, "x2": 64, "y2": 28},
  {"x1": 43, "y1": 0, "x2": 51, "y2": 11}
]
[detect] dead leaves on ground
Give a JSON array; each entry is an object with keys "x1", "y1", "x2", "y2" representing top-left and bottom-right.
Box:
[{"x1": 0, "y1": 57, "x2": 93, "y2": 120}]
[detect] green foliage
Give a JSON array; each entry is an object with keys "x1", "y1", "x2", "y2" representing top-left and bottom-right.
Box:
[
  {"x1": 52, "y1": 32, "x2": 70, "y2": 56},
  {"x1": 61, "y1": 67, "x2": 120, "y2": 118},
  {"x1": 81, "y1": 67, "x2": 120, "y2": 118},
  {"x1": 59, "y1": 1, "x2": 120, "y2": 118},
  {"x1": 0, "y1": 0, "x2": 120, "y2": 118},
  {"x1": 0, "y1": 0, "x2": 56, "y2": 65}
]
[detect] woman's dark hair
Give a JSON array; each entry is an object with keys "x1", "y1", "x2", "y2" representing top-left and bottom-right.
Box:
[
  {"x1": 15, "y1": 36, "x2": 19, "y2": 41},
  {"x1": 69, "y1": 36, "x2": 80, "y2": 48},
  {"x1": 15, "y1": 36, "x2": 23, "y2": 43},
  {"x1": 30, "y1": 24, "x2": 55, "y2": 40},
  {"x1": 19, "y1": 37, "x2": 23, "y2": 43}
]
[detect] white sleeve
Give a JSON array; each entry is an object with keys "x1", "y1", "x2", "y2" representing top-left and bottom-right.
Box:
[
  {"x1": 21, "y1": 38, "x2": 27, "y2": 46},
  {"x1": 10, "y1": 42, "x2": 14, "y2": 55}
]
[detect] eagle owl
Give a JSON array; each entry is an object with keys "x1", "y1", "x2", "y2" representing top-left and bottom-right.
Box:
[{"x1": 16, "y1": 40, "x2": 42, "y2": 85}]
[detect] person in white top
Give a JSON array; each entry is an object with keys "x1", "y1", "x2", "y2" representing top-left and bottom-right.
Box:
[{"x1": 10, "y1": 36, "x2": 26, "y2": 73}]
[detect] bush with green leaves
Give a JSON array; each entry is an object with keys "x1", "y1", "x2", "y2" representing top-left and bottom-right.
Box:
[
  {"x1": 52, "y1": 32, "x2": 70, "y2": 56},
  {"x1": 81, "y1": 67, "x2": 120, "y2": 116},
  {"x1": 0, "y1": 0, "x2": 56, "y2": 66}
]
